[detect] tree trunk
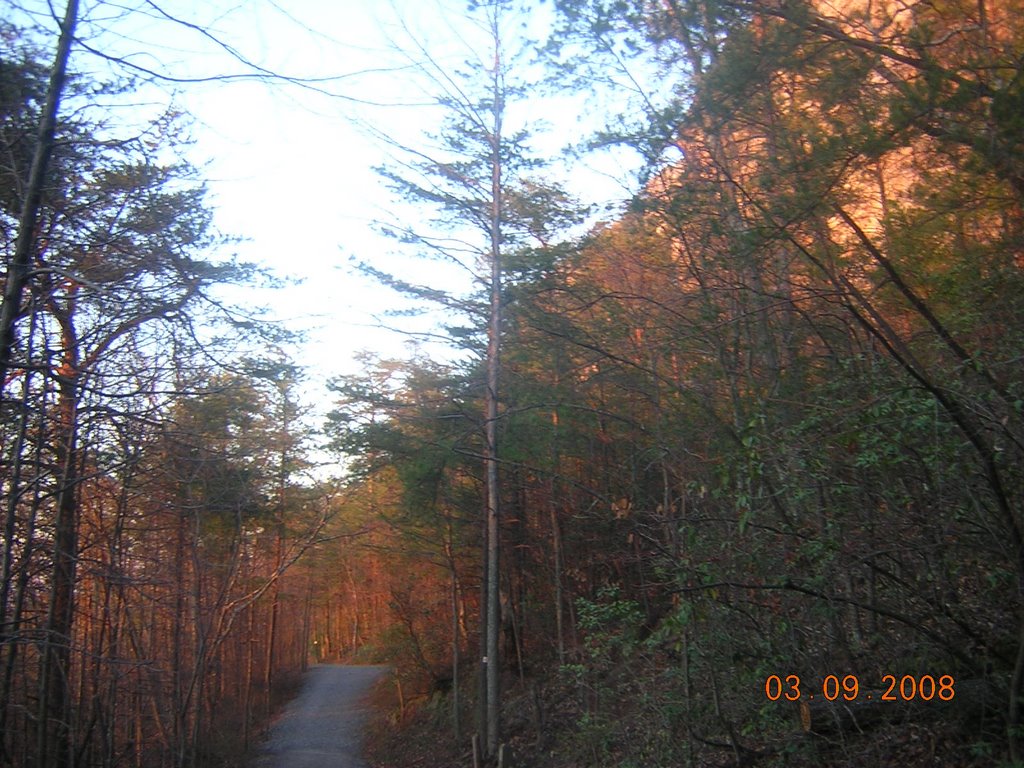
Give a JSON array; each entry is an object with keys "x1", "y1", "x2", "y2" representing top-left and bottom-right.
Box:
[
  {"x1": 484, "y1": 100, "x2": 503, "y2": 766},
  {"x1": 263, "y1": 524, "x2": 283, "y2": 713},
  {"x1": 0, "y1": 311, "x2": 42, "y2": 764},
  {"x1": 0, "y1": 0, "x2": 79, "y2": 386},
  {"x1": 442, "y1": 526, "x2": 462, "y2": 742},
  {"x1": 483, "y1": 8, "x2": 505, "y2": 758},
  {"x1": 243, "y1": 602, "x2": 256, "y2": 752},
  {"x1": 36, "y1": 373, "x2": 81, "y2": 768}
]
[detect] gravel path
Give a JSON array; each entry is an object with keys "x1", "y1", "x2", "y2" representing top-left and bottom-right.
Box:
[{"x1": 251, "y1": 665, "x2": 388, "y2": 768}]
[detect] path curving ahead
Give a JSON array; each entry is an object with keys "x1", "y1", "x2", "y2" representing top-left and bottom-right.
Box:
[{"x1": 251, "y1": 665, "x2": 388, "y2": 768}]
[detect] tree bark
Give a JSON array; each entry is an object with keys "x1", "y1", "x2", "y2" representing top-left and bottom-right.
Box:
[
  {"x1": 483, "y1": 6, "x2": 506, "y2": 758},
  {"x1": 36, "y1": 367, "x2": 81, "y2": 768}
]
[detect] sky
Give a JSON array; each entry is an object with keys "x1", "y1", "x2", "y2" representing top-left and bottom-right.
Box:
[{"x1": 8, "y1": 0, "x2": 646, "y2": 411}]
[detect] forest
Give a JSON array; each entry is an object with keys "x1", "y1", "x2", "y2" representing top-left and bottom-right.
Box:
[{"x1": 2, "y1": 1, "x2": 1023, "y2": 767}]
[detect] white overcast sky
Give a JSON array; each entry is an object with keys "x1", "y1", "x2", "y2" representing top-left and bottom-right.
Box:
[{"x1": 10, "y1": 0, "x2": 646, "y2": 400}]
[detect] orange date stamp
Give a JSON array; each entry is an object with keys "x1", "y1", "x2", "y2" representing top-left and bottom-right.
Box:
[{"x1": 764, "y1": 674, "x2": 955, "y2": 703}]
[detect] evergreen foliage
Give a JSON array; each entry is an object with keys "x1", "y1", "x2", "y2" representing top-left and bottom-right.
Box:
[
  {"x1": 4, "y1": 1, "x2": 1024, "y2": 766},
  {"x1": 337, "y1": 2, "x2": 1024, "y2": 766}
]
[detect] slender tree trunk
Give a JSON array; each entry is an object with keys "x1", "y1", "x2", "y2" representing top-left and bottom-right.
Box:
[
  {"x1": 445, "y1": 531, "x2": 461, "y2": 742},
  {"x1": 172, "y1": 506, "x2": 187, "y2": 768},
  {"x1": 549, "y1": 494, "x2": 565, "y2": 667},
  {"x1": 483, "y1": 32, "x2": 504, "y2": 757},
  {"x1": 0, "y1": 331, "x2": 33, "y2": 643},
  {"x1": 301, "y1": 584, "x2": 312, "y2": 673},
  {"x1": 243, "y1": 603, "x2": 256, "y2": 752},
  {"x1": 265, "y1": 384, "x2": 289, "y2": 701},
  {"x1": 263, "y1": 523, "x2": 283, "y2": 712},
  {"x1": 36, "y1": 373, "x2": 81, "y2": 768},
  {"x1": 0, "y1": 310, "x2": 41, "y2": 764},
  {"x1": 547, "y1": 392, "x2": 566, "y2": 668},
  {"x1": 2, "y1": 426, "x2": 45, "y2": 766},
  {"x1": 477, "y1": 537, "x2": 488, "y2": 748}
]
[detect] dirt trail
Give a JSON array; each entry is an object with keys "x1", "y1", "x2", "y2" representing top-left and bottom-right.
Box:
[{"x1": 251, "y1": 664, "x2": 388, "y2": 768}]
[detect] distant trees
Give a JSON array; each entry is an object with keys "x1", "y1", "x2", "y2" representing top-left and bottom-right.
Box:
[
  {"x1": 346, "y1": 0, "x2": 572, "y2": 757},
  {"x1": 15, "y1": 0, "x2": 1008, "y2": 765},
  {"x1": 545, "y1": 0, "x2": 1024, "y2": 761},
  {"x1": 0, "y1": 18, "x2": 324, "y2": 768},
  {"x1": 326, "y1": 2, "x2": 1024, "y2": 766}
]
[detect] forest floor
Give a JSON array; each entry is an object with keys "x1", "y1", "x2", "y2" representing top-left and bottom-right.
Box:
[
  {"x1": 249, "y1": 664, "x2": 388, "y2": 768},
  {"x1": 362, "y1": 669, "x2": 1007, "y2": 768}
]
